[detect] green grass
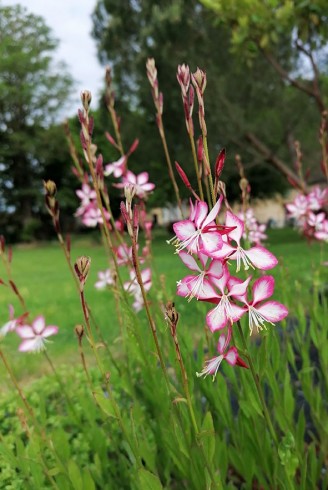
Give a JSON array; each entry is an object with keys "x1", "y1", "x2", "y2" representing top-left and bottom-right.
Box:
[{"x1": 0, "y1": 228, "x2": 326, "y2": 383}]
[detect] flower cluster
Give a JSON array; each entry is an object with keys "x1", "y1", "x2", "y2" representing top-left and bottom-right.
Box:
[
  {"x1": 286, "y1": 186, "x2": 328, "y2": 241},
  {"x1": 236, "y1": 208, "x2": 267, "y2": 245},
  {"x1": 1, "y1": 308, "x2": 58, "y2": 353},
  {"x1": 171, "y1": 198, "x2": 288, "y2": 379}
]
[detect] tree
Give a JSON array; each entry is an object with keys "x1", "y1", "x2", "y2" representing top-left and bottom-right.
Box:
[
  {"x1": 0, "y1": 4, "x2": 73, "y2": 240},
  {"x1": 92, "y1": 0, "x2": 321, "y2": 205},
  {"x1": 201, "y1": 0, "x2": 328, "y2": 187}
]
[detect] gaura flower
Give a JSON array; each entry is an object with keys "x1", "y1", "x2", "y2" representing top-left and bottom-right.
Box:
[
  {"x1": 192, "y1": 264, "x2": 249, "y2": 331},
  {"x1": 76, "y1": 183, "x2": 96, "y2": 207},
  {"x1": 16, "y1": 316, "x2": 58, "y2": 353},
  {"x1": 115, "y1": 171, "x2": 155, "y2": 198},
  {"x1": 240, "y1": 276, "x2": 288, "y2": 335},
  {"x1": 211, "y1": 211, "x2": 278, "y2": 272},
  {"x1": 169, "y1": 197, "x2": 230, "y2": 256},
  {"x1": 0, "y1": 305, "x2": 19, "y2": 338},
  {"x1": 104, "y1": 156, "x2": 127, "y2": 178},
  {"x1": 196, "y1": 333, "x2": 247, "y2": 380},
  {"x1": 176, "y1": 251, "x2": 223, "y2": 301},
  {"x1": 95, "y1": 269, "x2": 115, "y2": 289}
]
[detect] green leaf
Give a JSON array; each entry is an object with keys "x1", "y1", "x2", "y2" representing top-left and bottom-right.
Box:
[
  {"x1": 68, "y1": 459, "x2": 83, "y2": 490},
  {"x1": 82, "y1": 469, "x2": 96, "y2": 490},
  {"x1": 93, "y1": 391, "x2": 117, "y2": 418},
  {"x1": 137, "y1": 468, "x2": 163, "y2": 490},
  {"x1": 199, "y1": 411, "x2": 216, "y2": 462}
]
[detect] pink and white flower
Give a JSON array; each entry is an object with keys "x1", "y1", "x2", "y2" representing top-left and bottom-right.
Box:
[
  {"x1": 95, "y1": 269, "x2": 115, "y2": 289},
  {"x1": 240, "y1": 276, "x2": 288, "y2": 335},
  {"x1": 16, "y1": 316, "x2": 58, "y2": 353},
  {"x1": 176, "y1": 251, "x2": 223, "y2": 301},
  {"x1": 211, "y1": 211, "x2": 278, "y2": 272},
  {"x1": 195, "y1": 265, "x2": 249, "y2": 331},
  {"x1": 76, "y1": 183, "x2": 96, "y2": 207},
  {"x1": 196, "y1": 333, "x2": 247, "y2": 380},
  {"x1": 124, "y1": 268, "x2": 152, "y2": 312},
  {"x1": 0, "y1": 305, "x2": 19, "y2": 338},
  {"x1": 104, "y1": 156, "x2": 127, "y2": 178},
  {"x1": 115, "y1": 171, "x2": 155, "y2": 198},
  {"x1": 170, "y1": 198, "x2": 229, "y2": 256},
  {"x1": 81, "y1": 205, "x2": 111, "y2": 228}
]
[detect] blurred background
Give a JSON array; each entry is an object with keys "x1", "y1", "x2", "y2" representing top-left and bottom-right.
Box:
[{"x1": 0, "y1": 0, "x2": 327, "y2": 242}]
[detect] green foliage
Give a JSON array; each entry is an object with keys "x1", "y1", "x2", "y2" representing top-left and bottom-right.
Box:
[
  {"x1": 91, "y1": 0, "x2": 325, "y2": 204},
  {"x1": 0, "y1": 4, "x2": 73, "y2": 241}
]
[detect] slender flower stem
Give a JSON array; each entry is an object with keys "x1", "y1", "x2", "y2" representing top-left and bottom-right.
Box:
[
  {"x1": 131, "y1": 238, "x2": 171, "y2": 389},
  {"x1": 202, "y1": 136, "x2": 216, "y2": 207},
  {"x1": 189, "y1": 132, "x2": 204, "y2": 200},
  {"x1": 0, "y1": 349, "x2": 34, "y2": 420}
]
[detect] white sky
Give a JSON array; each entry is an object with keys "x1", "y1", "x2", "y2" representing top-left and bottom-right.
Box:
[{"x1": 4, "y1": 0, "x2": 105, "y2": 115}]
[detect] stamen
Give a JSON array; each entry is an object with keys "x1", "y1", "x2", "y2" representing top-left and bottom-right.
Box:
[{"x1": 248, "y1": 306, "x2": 274, "y2": 335}]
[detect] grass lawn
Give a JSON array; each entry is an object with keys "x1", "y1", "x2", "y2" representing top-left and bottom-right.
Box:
[{"x1": 0, "y1": 227, "x2": 326, "y2": 384}]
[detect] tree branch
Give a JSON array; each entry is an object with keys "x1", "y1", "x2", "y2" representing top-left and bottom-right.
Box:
[
  {"x1": 262, "y1": 50, "x2": 325, "y2": 112},
  {"x1": 245, "y1": 131, "x2": 307, "y2": 192}
]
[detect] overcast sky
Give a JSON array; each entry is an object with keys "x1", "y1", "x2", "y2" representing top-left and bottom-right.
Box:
[{"x1": 4, "y1": 0, "x2": 105, "y2": 115}]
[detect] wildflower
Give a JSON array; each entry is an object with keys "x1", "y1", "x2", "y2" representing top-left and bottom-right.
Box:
[
  {"x1": 196, "y1": 333, "x2": 247, "y2": 380},
  {"x1": 81, "y1": 204, "x2": 111, "y2": 228},
  {"x1": 76, "y1": 183, "x2": 96, "y2": 207},
  {"x1": 104, "y1": 156, "x2": 126, "y2": 178},
  {"x1": 211, "y1": 211, "x2": 278, "y2": 272},
  {"x1": 95, "y1": 269, "x2": 115, "y2": 289},
  {"x1": 176, "y1": 251, "x2": 223, "y2": 301},
  {"x1": 115, "y1": 171, "x2": 155, "y2": 198},
  {"x1": 170, "y1": 197, "x2": 229, "y2": 256},
  {"x1": 240, "y1": 276, "x2": 288, "y2": 335},
  {"x1": 0, "y1": 305, "x2": 18, "y2": 338},
  {"x1": 16, "y1": 316, "x2": 58, "y2": 353},
  {"x1": 124, "y1": 268, "x2": 152, "y2": 296}
]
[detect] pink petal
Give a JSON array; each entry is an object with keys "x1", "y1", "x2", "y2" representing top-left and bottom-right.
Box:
[
  {"x1": 173, "y1": 220, "x2": 196, "y2": 241},
  {"x1": 194, "y1": 201, "x2": 208, "y2": 228},
  {"x1": 125, "y1": 170, "x2": 137, "y2": 184},
  {"x1": 176, "y1": 278, "x2": 193, "y2": 297},
  {"x1": 225, "y1": 347, "x2": 238, "y2": 365},
  {"x1": 42, "y1": 326, "x2": 59, "y2": 338},
  {"x1": 207, "y1": 259, "x2": 224, "y2": 279},
  {"x1": 191, "y1": 280, "x2": 218, "y2": 300},
  {"x1": 210, "y1": 242, "x2": 235, "y2": 260},
  {"x1": 33, "y1": 316, "x2": 45, "y2": 334},
  {"x1": 227, "y1": 276, "x2": 247, "y2": 302},
  {"x1": 16, "y1": 325, "x2": 35, "y2": 339},
  {"x1": 19, "y1": 339, "x2": 40, "y2": 352},
  {"x1": 245, "y1": 246, "x2": 278, "y2": 270},
  {"x1": 225, "y1": 211, "x2": 244, "y2": 243},
  {"x1": 252, "y1": 276, "x2": 275, "y2": 305},
  {"x1": 229, "y1": 276, "x2": 251, "y2": 297},
  {"x1": 256, "y1": 301, "x2": 288, "y2": 323},
  {"x1": 137, "y1": 172, "x2": 149, "y2": 185},
  {"x1": 140, "y1": 183, "x2": 155, "y2": 192},
  {"x1": 217, "y1": 334, "x2": 226, "y2": 354},
  {"x1": 178, "y1": 251, "x2": 201, "y2": 272},
  {"x1": 201, "y1": 231, "x2": 222, "y2": 255},
  {"x1": 229, "y1": 303, "x2": 246, "y2": 321},
  {"x1": 202, "y1": 196, "x2": 223, "y2": 228},
  {"x1": 206, "y1": 306, "x2": 228, "y2": 332}
]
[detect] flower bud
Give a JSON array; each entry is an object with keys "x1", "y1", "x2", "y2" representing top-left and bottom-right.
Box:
[
  {"x1": 43, "y1": 180, "x2": 57, "y2": 197},
  {"x1": 81, "y1": 90, "x2": 92, "y2": 111},
  {"x1": 74, "y1": 256, "x2": 91, "y2": 290},
  {"x1": 75, "y1": 324, "x2": 84, "y2": 340}
]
